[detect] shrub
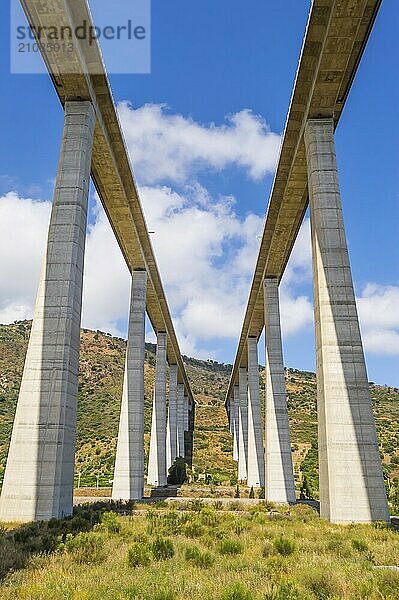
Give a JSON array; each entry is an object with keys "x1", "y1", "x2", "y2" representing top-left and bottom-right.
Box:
[
  {"x1": 304, "y1": 570, "x2": 343, "y2": 599},
  {"x1": 273, "y1": 536, "x2": 296, "y2": 556},
  {"x1": 264, "y1": 581, "x2": 304, "y2": 600},
  {"x1": 184, "y1": 519, "x2": 205, "y2": 538},
  {"x1": 64, "y1": 532, "x2": 105, "y2": 564},
  {"x1": 249, "y1": 487, "x2": 255, "y2": 499},
  {"x1": 262, "y1": 541, "x2": 274, "y2": 557},
  {"x1": 234, "y1": 485, "x2": 240, "y2": 498},
  {"x1": 127, "y1": 542, "x2": 152, "y2": 567},
  {"x1": 351, "y1": 538, "x2": 368, "y2": 553},
  {"x1": 220, "y1": 582, "x2": 253, "y2": 600},
  {"x1": 185, "y1": 545, "x2": 215, "y2": 568},
  {"x1": 100, "y1": 511, "x2": 121, "y2": 534},
  {"x1": 219, "y1": 539, "x2": 243, "y2": 555},
  {"x1": 151, "y1": 537, "x2": 175, "y2": 560},
  {"x1": 152, "y1": 593, "x2": 177, "y2": 600}
]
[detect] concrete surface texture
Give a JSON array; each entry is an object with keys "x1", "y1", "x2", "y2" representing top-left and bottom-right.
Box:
[
  {"x1": 177, "y1": 383, "x2": 185, "y2": 459},
  {"x1": 238, "y1": 367, "x2": 248, "y2": 482},
  {"x1": 233, "y1": 386, "x2": 240, "y2": 462},
  {"x1": 0, "y1": 101, "x2": 95, "y2": 522},
  {"x1": 112, "y1": 270, "x2": 147, "y2": 501},
  {"x1": 246, "y1": 337, "x2": 265, "y2": 489},
  {"x1": 166, "y1": 364, "x2": 178, "y2": 472},
  {"x1": 304, "y1": 118, "x2": 389, "y2": 523},
  {"x1": 147, "y1": 332, "x2": 168, "y2": 487},
  {"x1": 263, "y1": 278, "x2": 296, "y2": 504}
]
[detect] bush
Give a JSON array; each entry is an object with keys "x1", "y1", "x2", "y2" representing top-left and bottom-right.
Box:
[
  {"x1": 219, "y1": 539, "x2": 243, "y2": 555},
  {"x1": 262, "y1": 541, "x2": 274, "y2": 557},
  {"x1": 64, "y1": 532, "x2": 105, "y2": 564},
  {"x1": 249, "y1": 487, "x2": 255, "y2": 499},
  {"x1": 220, "y1": 582, "x2": 253, "y2": 600},
  {"x1": 304, "y1": 570, "x2": 343, "y2": 599},
  {"x1": 351, "y1": 538, "x2": 368, "y2": 553},
  {"x1": 167, "y1": 457, "x2": 187, "y2": 485},
  {"x1": 264, "y1": 581, "x2": 304, "y2": 600},
  {"x1": 184, "y1": 519, "x2": 205, "y2": 538},
  {"x1": 127, "y1": 542, "x2": 152, "y2": 567},
  {"x1": 273, "y1": 536, "x2": 296, "y2": 556},
  {"x1": 185, "y1": 545, "x2": 215, "y2": 568},
  {"x1": 100, "y1": 511, "x2": 121, "y2": 534},
  {"x1": 151, "y1": 537, "x2": 175, "y2": 560}
]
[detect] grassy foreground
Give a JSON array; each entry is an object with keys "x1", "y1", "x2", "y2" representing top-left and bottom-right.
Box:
[{"x1": 0, "y1": 502, "x2": 398, "y2": 600}]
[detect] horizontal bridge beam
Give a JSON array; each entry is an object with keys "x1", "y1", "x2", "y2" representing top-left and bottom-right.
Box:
[
  {"x1": 226, "y1": 0, "x2": 381, "y2": 406},
  {"x1": 19, "y1": 0, "x2": 194, "y2": 404}
]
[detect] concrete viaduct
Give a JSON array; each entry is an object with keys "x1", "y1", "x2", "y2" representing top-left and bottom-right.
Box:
[
  {"x1": 0, "y1": 0, "x2": 194, "y2": 522},
  {"x1": 226, "y1": 0, "x2": 390, "y2": 523},
  {"x1": 0, "y1": 0, "x2": 390, "y2": 525}
]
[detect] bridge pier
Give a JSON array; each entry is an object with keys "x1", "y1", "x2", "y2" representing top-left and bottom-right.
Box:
[
  {"x1": 233, "y1": 386, "x2": 240, "y2": 462},
  {"x1": 147, "y1": 332, "x2": 168, "y2": 487},
  {"x1": 264, "y1": 278, "x2": 296, "y2": 504},
  {"x1": 0, "y1": 101, "x2": 95, "y2": 522},
  {"x1": 246, "y1": 337, "x2": 265, "y2": 488},
  {"x1": 177, "y1": 383, "x2": 185, "y2": 458},
  {"x1": 166, "y1": 364, "x2": 178, "y2": 472},
  {"x1": 112, "y1": 270, "x2": 147, "y2": 501},
  {"x1": 238, "y1": 367, "x2": 248, "y2": 482},
  {"x1": 304, "y1": 118, "x2": 389, "y2": 523}
]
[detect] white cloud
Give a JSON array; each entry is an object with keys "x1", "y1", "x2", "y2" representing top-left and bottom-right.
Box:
[
  {"x1": 357, "y1": 284, "x2": 399, "y2": 355},
  {"x1": 0, "y1": 192, "x2": 50, "y2": 323},
  {"x1": 5, "y1": 104, "x2": 395, "y2": 363},
  {"x1": 118, "y1": 102, "x2": 281, "y2": 184}
]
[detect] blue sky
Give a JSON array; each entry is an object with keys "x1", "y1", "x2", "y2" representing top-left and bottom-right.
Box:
[{"x1": 0, "y1": 0, "x2": 398, "y2": 386}]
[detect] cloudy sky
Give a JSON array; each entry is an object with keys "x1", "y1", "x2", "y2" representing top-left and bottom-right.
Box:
[{"x1": 0, "y1": 0, "x2": 398, "y2": 385}]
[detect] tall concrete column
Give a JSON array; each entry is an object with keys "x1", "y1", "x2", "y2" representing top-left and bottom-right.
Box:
[
  {"x1": 112, "y1": 270, "x2": 147, "y2": 500},
  {"x1": 183, "y1": 392, "x2": 189, "y2": 460},
  {"x1": 264, "y1": 278, "x2": 296, "y2": 504},
  {"x1": 238, "y1": 367, "x2": 248, "y2": 482},
  {"x1": 232, "y1": 386, "x2": 239, "y2": 462},
  {"x1": 247, "y1": 338, "x2": 265, "y2": 488},
  {"x1": 147, "y1": 332, "x2": 168, "y2": 487},
  {"x1": 0, "y1": 101, "x2": 95, "y2": 522},
  {"x1": 177, "y1": 383, "x2": 185, "y2": 458},
  {"x1": 166, "y1": 364, "x2": 178, "y2": 472},
  {"x1": 304, "y1": 118, "x2": 389, "y2": 523}
]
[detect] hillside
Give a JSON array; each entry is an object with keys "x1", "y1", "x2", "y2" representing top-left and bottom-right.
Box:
[{"x1": 0, "y1": 321, "x2": 398, "y2": 507}]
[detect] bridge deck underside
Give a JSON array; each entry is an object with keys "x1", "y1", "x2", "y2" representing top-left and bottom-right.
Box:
[{"x1": 227, "y1": 0, "x2": 381, "y2": 392}]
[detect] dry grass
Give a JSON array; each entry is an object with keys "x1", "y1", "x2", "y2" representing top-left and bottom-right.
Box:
[{"x1": 0, "y1": 503, "x2": 398, "y2": 600}]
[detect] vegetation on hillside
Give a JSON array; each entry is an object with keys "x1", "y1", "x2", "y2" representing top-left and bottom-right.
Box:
[{"x1": 0, "y1": 321, "x2": 398, "y2": 511}]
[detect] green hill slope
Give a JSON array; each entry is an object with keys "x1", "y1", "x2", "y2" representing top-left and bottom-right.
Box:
[{"x1": 0, "y1": 321, "x2": 398, "y2": 508}]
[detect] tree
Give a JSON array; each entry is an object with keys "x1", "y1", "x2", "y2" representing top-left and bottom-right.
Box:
[{"x1": 167, "y1": 457, "x2": 187, "y2": 485}]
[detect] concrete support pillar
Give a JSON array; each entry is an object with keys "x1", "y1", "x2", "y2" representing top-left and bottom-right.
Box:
[
  {"x1": 166, "y1": 364, "x2": 178, "y2": 472},
  {"x1": 183, "y1": 393, "x2": 189, "y2": 460},
  {"x1": 264, "y1": 278, "x2": 296, "y2": 504},
  {"x1": 177, "y1": 383, "x2": 185, "y2": 458},
  {"x1": 304, "y1": 118, "x2": 389, "y2": 523},
  {"x1": 185, "y1": 400, "x2": 195, "y2": 467},
  {"x1": 112, "y1": 270, "x2": 147, "y2": 500},
  {"x1": 247, "y1": 337, "x2": 265, "y2": 488},
  {"x1": 238, "y1": 367, "x2": 248, "y2": 482},
  {"x1": 0, "y1": 102, "x2": 95, "y2": 522},
  {"x1": 147, "y1": 332, "x2": 168, "y2": 487},
  {"x1": 233, "y1": 386, "x2": 239, "y2": 462}
]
